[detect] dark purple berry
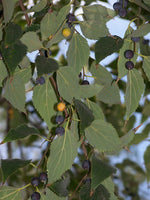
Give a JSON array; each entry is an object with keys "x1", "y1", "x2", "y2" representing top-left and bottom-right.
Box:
[
  {"x1": 131, "y1": 37, "x2": 140, "y2": 43},
  {"x1": 83, "y1": 178, "x2": 91, "y2": 184},
  {"x1": 119, "y1": 8, "x2": 127, "y2": 17},
  {"x1": 124, "y1": 49, "x2": 134, "y2": 59},
  {"x1": 79, "y1": 72, "x2": 82, "y2": 78},
  {"x1": 39, "y1": 172, "x2": 48, "y2": 183},
  {"x1": 125, "y1": 61, "x2": 134, "y2": 70},
  {"x1": 31, "y1": 177, "x2": 40, "y2": 187},
  {"x1": 81, "y1": 80, "x2": 89, "y2": 85},
  {"x1": 82, "y1": 160, "x2": 91, "y2": 171},
  {"x1": 55, "y1": 115, "x2": 64, "y2": 125},
  {"x1": 55, "y1": 126, "x2": 65, "y2": 136},
  {"x1": 31, "y1": 192, "x2": 41, "y2": 200},
  {"x1": 36, "y1": 77, "x2": 45, "y2": 85},
  {"x1": 142, "y1": 39, "x2": 149, "y2": 45},
  {"x1": 113, "y1": 2, "x2": 122, "y2": 11},
  {"x1": 66, "y1": 13, "x2": 75, "y2": 23}
]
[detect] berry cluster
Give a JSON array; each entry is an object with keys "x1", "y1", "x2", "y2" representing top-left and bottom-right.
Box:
[
  {"x1": 31, "y1": 172, "x2": 48, "y2": 200},
  {"x1": 113, "y1": 0, "x2": 128, "y2": 17},
  {"x1": 124, "y1": 49, "x2": 134, "y2": 70}
]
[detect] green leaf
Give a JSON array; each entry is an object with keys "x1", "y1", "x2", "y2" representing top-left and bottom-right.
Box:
[
  {"x1": 125, "y1": 69, "x2": 145, "y2": 120},
  {"x1": 85, "y1": 119, "x2": 122, "y2": 152},
  {"x1": 120, "y1": 130, "x2": 135, "y2": 147},
  {"x1": 74, "y1": 99, "x2": 94, "y2": 134},
  {"x1": 91, "y1": 155, "x2": 116, "y2": 190},
  {"x1": 102, "y1": 177, "x2": 118, "y2": 200},
  {"x1": 47, "y1": 129, "x2": 80, "y2": 183},
  {"x1": 128, "y1": 23, "x2": 150, "y2": 37},
  {"x1": 0, "y1": 26, "x2": 3, "y2": 41},
  {"x1": 3, "y1": 76, "x2": 25, "y2": 112},
  {"x1": 80, "y1": 18, "x2": 109, "y2": 40},
  {"x1": 95, "y1": 36, "x2": 123, "y2": 63},
  {"x1": 1, "y1": 159, "x2": 30, "y2": 182},
  {"x1": 85, "y1": 99, "x2": 105, "y2": 120},
  {"x1": 5, "y1": 23, "x2": 22, "y2": 45},
  {"x1": 1, "y1": 40, "x2": 27, "y2": 74},
  {"x1": 29, "y1": 0, "x2": 47, "y2": 12},
  {"x1": 35, "y1": 55, "x2": 59, "y2": 76},
  {"x1": 41, "y1": 189, "x2": 66, "y2": 200},
  {"x1": 57, "y1": 67, "x2": 103, "y2": 103},
  {"x1": 18, "y1": 56, "x2": 30, "y2": 69},
  {"x1": 143, "y1": 0, "x2": 150, "y2": 6},
  {"x1": 144, "y1": 145, "x2": 150, "y2": 182},
  {"x1": 14, "y1": 67, "x2": 31, "y2": 84},
  {"x1": 50, "y1": 176, "x2": 70, "y2": 197},
  {"x1": 79, "y1": 182, "x2": 91, "y2": 200},
  {"x1": 67, "y1": 33, "x2": 90, "y2": 73},
  {"x1": 20, "y1": 32, "x2": 43, "y2": 52},
  {"x1": 2, "y1": 0, "x2": 18, "y2": 24},
  {"x1": 0, "y1": 186, "x2": 22, "y2": 200},
  {"x1": 91, "y1": 63, "x2": 120, "y2": 104},
  {"x1": 40, "y1": 12, "x2": 58, "y2": 41},
  {"x1": 142, "y1": 57, "x2": 150, "y2": 81},
  {"x1": 1, "y1": 124, "x2": 40, "y2": 144},
  {"x1": 33, "y1": 76, "x2": 57, "y2": 130},
  {"x1": 0, "y1": 60, "x2": 8, "y2": 86}
]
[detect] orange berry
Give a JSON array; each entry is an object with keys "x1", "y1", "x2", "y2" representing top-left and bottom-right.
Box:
[
  {"x1": 62, "y1": 28, "x2": 71, "y2": 38},
  {"x1": 57, "y1": 102, "x2": 66, "y2": 112}
]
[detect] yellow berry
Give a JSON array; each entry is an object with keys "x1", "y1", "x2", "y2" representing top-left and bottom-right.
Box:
[
  {"x1": 62, "y1": 28, "x2": 71, "y2": 38},
  {"x1": 57, "y1": 102, "x2": 66, "y2": 112}
]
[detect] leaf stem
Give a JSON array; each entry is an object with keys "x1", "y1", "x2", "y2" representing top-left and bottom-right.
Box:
[{"x1": 18, "y1": 0, "x2": 31, "y2": 26}]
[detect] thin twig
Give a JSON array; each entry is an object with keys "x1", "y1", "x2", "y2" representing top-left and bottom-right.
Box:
[{"x1": 18, "y1": 0, "x2": 30, "y2": 26}]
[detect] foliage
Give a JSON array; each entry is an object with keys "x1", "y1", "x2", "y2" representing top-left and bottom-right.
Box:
[{"x1": 0, "y1": 0, "x2": 150, "y2": 199}]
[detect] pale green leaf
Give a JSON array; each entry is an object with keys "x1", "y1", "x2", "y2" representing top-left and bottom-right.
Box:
[
  {"x1": 2, "y1": 0, "x2": 18, "y2": 24},
  {"x1": 85, "y1": 99, "x2": 105, "y2": 120},
  {"x1": 19, "y1": 56, "x2": 30, "y2": 69},
  {"x1": 40, "y1": 12, "x2": 58, "y2": 41},
  {"x1": 144, "y1": 145, "x2": 150, "y2": 182},
  {"x1": 91, "y1": 63, "x2": 120, "y2": 104},
  {"x1": 29, "y1": 0, "x2": 47, "y2": 12},
  {"x1": 47, "y1": 129, "x2": 80, "y2": 183},
  {"x1": 125, "y1": 69, "x2": 145, "y2": 120},
  {"x1": 85, "y1": 119, "x2": 122, "y2": 152},
  {"x1": 3, "y1": 76, "x2": 25, "y2": 112},
  {"x1": 0, "y1": 60, "x2": 8, "y2": 86},
  {"x1": 102, "y1": 177, "x2": 119, "y2": 200},
  {"x1": 14, "y1": 67, "x2": 31, "y2": 84},
  {"x1": 57, "y1": 67, "x2": 103, "y2": 103},
  {"x1": 41, "y1": 189, "x2": 66, "y2": 200},
  {"x1": 80, "y1": 19, "x2": 108, "y2": 40},
  {"x1": 91, "y1": 155, "x2": 116, "y2": 189},
  {"x1": 20, "y1": 32, "x2": 43, "y2": 52},
  {"x1": 128, "y1": 23, "x2": 150, "y2": 37},
  {"x1": 0, "y1": 186, "x2": 22, "y2": 200},
  {"x1": 1, "y1": 159, "x2": 30, "y2": 182},
  {"x1": 33, "y1": 76, "x2": 57, "y2": 130},
  {"x1": 120, "y1": 130, "x2": 135, "y2": 147},
  {"x1": 143, "y1": 0, "x2": 150, "y2": 6},
  {"x1": 67, "y1": 33, "x2": 90, "y2": 73},
  {"x1": 142, "y1": 57, "x2": 150, "y2": 81}
]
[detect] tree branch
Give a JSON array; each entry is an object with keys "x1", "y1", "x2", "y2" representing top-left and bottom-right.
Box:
[{"x1": 18, "y1": 0, "x2": 30, "y2": 26}]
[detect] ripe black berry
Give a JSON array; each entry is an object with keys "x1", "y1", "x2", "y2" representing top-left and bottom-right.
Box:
[
  {"x1": 66, "y1": 13, "x2": 75, "y2": 27},
  {"x1": 125, "y1": 61, "x2": 134, "y2": 70},
  {"x1": 119, "y1": 8, "x2": 127, "y2": 17},
  {"x1": 55, "y1": 115, "x2": 64, "y2": 125},
  {"x1": 55, "y1": 126, "x2": 65, "y2": 136},
  {"x1": 113, "y1": 2, "x2": 122, "y2": 11},
  {"x1": 36, "y1": 77, "x2": 45, "y2": 85},
  {"x1": 131, "y1": 37, "x2": 140, "y2": 43},
  {"x1": 31, "y1": 177, "x2": 40, "y2": 187},
  {"x1": 31, "y1": 192, "x2": 41, "y2": 200},
  {"x1": 79, "y1": 72, "x2": 82, "y2": 78},
  {"x1": 82, "y1": 160, "x2": 91, "y2": 171},
  {"x1": 83, "y1": 178, "x2": 91, "y2": 184},
  {"x1": 81, "y1": 80, "x2": 89, "y2": 85},
  {"x1": 124, "y1": 50, "x2": 134, "y2": 59},
  {"x1": 39, "y1": 172, "x2": 48, "y2": 183}
]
